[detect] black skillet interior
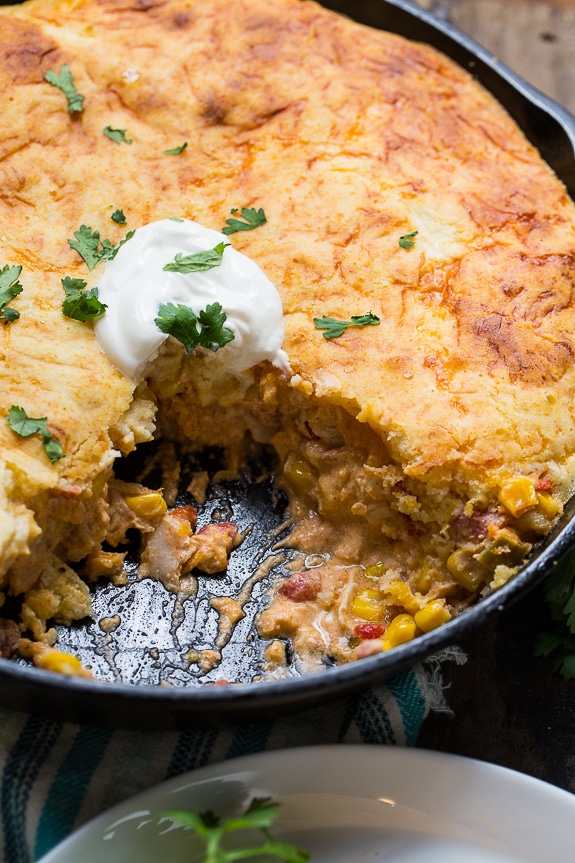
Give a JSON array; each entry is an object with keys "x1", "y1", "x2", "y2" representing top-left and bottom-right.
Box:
[{"x1": 3, "y1": 0, "x2": 575, "y2": 728}]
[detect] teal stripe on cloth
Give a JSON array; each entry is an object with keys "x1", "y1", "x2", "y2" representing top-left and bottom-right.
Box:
[
  {"x1": 33, "y1": 725, "x2": 112, "y2": 861},
  {"x1": 166, "y1": 728, "x2": 219, "y2": 777},
  {"x1": 0, "y1": 656, "x2": 449, "y2": 863},
  {"x1": 352, "y1": 688, "x2": 396, "y2": 745},
  {"x1": 1, "y1": 716, "x2": 62, "y2": 863},
  {"x1": 386, "y1": 668, "x2": 427, "y2": 747},
  {"x1": 225, "y1": 720, "x2": 274, "y2": 759},
  {"x1": 336, "y1": 690, "x2": 365, "y2": 742}
]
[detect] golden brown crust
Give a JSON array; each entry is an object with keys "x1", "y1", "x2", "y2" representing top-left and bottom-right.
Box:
[{"x1": 1, "y1": 0, "x2": 575, "y2": 590}]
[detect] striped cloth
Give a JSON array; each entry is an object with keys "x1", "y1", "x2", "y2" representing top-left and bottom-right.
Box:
[{"x1": 0, "y1": 655, "x2": 461, "y2": 863}]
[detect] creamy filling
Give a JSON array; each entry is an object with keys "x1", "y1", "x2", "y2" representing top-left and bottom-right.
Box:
[{"x1": 94, "y1": 218, "x2": 290, "y2": 379}]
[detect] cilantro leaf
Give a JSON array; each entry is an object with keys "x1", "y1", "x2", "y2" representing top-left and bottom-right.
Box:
[
  {"x1": 103, "y1": 230, "x2": 135, "y2": 261},
  {"x1": 111, "y1": 209, "x2": 126, "y2": 225},
  {"x1": 535, "y1": 629, "x2": 575, "y2": 680},
  {"x1": 6, "y1": 405, "x2": 64, "y2": 464},
  {"x1": 313, "y1": 312, "x2": 380, "y2": 339},
  {"x1": 543, "y1": 554, "x2": 575, "y2": 627},
  {"x1": 0, "y1": 264, "x2": 23, "y2": 324},
  {"x1": 223, "y1": 798, "x2": 280, "y2": 832},
  {"x1": 399, "y1": 230, "x2": 418, "y2": 249},
  {"x1": 564, "y1": 582, "x2": 575, "y2": 634},
  {"x1": 534, "y1": 550, "x2": 575, "y2": 679},
  {"x1": 155, "y1": 301, "x2": 235, "y2": 355},
  {"x1": 103, "y1": 126, "x2": 132, "y2": 144},
  {"x1": 163, "y1": 242, "x2": 229, "y2": 273},
  {"x1": 68, "y1": 225, "x2": 102, "y2": 270},
  {"x1": 161, "y1": 798, "x2": 309, "y2": 863},
  {"x1": 1, "y1": 307, "x2": 20, "y2": 323},
  {"x1": 164, "y1": 142, "x2": 188, "y2": 155},
  {"x1": 222, "y1": 207, "x2": 267, "y2": 235},
  {"x1": 44, "y1": 64, "x2": 84, "y2": 115},
  {"x1": 68, "y1": 225, "x2": 135, "y2": 270},
  {"x1": 61, "y1": 276, "x2": 107, "y2": 322}
]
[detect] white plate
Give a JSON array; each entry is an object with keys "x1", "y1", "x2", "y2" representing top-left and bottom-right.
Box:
[{"x1": 37, "y1": 745, "x2": 575, "y2": 863}]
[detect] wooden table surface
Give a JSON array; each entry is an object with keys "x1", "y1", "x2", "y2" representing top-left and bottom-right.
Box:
[
  {"x1": 417, "y1": 0, "x2": 575, "y2": 115},
  {"x1": 413, "y1": 0, "x2": 575, "y2": 795}
]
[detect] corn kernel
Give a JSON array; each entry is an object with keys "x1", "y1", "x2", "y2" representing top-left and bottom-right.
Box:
[
  {"x1": 536, "y1": 492, "x2": 560, "y2": 519},
  {"x1": 385, "y1": 613, "x2": 416, "y2": 647},
  {"x1": 283, "y1": 457, "x2": 316, "y2": 493},
  {"x1": 386, "y1": 579, "x2": 421, "y2": 615},
  {"x1": 414, "y1": 601, "x2": 451, "y2": 633},
  {"x1": 352, "y1": 589, "x2": 381, "y2": 621},
  {"x1": 364, "y1": 561, "x2": 386, "y2": 580},
  {"x1": 125, "y1": 492, "x2": 168, "y2": 518},
  {"x1": 265, "y1": 639, "x2": 287, "y2": 665},
  {"x1": 90, "y1": 471, "x2": 108, "y2": 500},
  {"x1": 498, "y1": 477, "x2": 538, "y2": 517},
  {"x1": 36, "y1": 650, "x2": 85, "y2": 676},
  {"x1": 416, "y1": 559, "x2": 433, "y2": 593}
]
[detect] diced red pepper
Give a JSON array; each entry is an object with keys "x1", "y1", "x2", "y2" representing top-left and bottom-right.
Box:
[{"x1": 354, "y1": 622, "x2": 385, "y2": 640}]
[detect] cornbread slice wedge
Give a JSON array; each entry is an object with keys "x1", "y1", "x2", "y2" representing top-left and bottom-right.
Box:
[{"x1": 0, "y1": 0, "x2": 574, "y2": 674}]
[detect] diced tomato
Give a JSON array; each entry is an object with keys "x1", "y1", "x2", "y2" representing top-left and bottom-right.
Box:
[
  {"x1": 197, "y1": 521, "x2": 238, "y2": 540},
  {"x1": 452, "y1": 509, "x2": 505, "y2": 543},
  {"x1": 354, "y1": 622, "x2": 385, "y2": 640},
  {"x1": 169, "y1": 505, "x2": 198, "y2": 529},
  {"x1": 278, "y1": 571, "x2": 321, "y2": 602},
  {"x1": 535, "y1": 477, "x2": 553, "y2": 492}
]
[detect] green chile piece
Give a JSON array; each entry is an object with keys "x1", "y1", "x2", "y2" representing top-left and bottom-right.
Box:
[
  {"x1": 446, "y1": 545, "x2": 486, "y2": 591},
  {"x1": 476, "y1": 534, "x2": 531, "y2": 570}
]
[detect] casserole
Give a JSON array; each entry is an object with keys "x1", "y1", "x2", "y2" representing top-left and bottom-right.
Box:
[{"x1": 1, "y1": 0, "x2": 575, "y2": 727}]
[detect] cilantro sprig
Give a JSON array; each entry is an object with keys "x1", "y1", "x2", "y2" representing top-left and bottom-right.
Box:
[
  {"x1": 44, "y1": 64, "x2": 85, "y2": 115},
  {"x1": 313, "y1": 312, "x2": 380, "y2": 339},
  {"x1": 68, "y1": 224, "x2": 135, "y2": 270},
  {"x1": 161, "y1": 798, "x2": 309, "y2": 863},
  {"x1": 111, "y1": 209, "x2": 126, "y2": 225},
  {"x1": 0, "y1": 264, "x2": 23, "y2": 323},
  {"x1": 103, "y1": 126, "x2": 132, "y2": 144},
  {"x1": 6, "y1": 405, "x2": 64, "y2": 464},
  {"x1": 61, "y1": 276, "x2": 107, "y2": 322},
  {"x1": 165, "y1": 142, "x2": 188, "y2": 155},
  {"x1": 163, "y1": 242, "x2": 229, "y2": 274},
  {"x1": 222, "y1": 207, "x2": 267, "y2": 235},
  {"x1": 155, "y1": 301, "x2": 235, "y2": 355},
  {"x1": 534, "y1": 550, "x2": 575, "y2": 679},
  {"x1": 399, "y1": 230, "x2": 418, "y2": 249}
]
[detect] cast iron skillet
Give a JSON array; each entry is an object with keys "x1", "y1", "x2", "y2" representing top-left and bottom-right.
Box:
[{"x1": 3, "y1": 0, "x2": 575, "y2": 729}]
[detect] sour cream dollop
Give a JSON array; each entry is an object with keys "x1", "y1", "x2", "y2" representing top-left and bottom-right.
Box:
[{"x1": 94, "y1": 218, "x2": 290, "y2": 379}]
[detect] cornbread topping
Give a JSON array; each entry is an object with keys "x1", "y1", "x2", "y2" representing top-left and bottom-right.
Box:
[
  {"x1": 0, "y1": 0, "x2": 575, "y2": 682},
  {"x1": 94, "y1": 218, "x2": 290, "y2": 380}
]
